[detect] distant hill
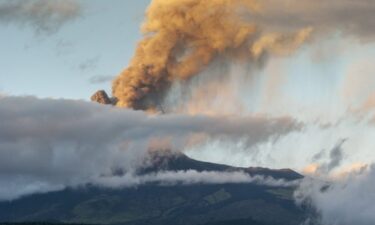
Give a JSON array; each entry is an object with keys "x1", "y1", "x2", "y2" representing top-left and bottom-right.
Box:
[{"x1": 0, "y1": 151, "x2": 306, "y2": 225}]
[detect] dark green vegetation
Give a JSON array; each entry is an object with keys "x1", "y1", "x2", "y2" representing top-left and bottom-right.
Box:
[{"x1": 0, "y1": 152, "x2": 306, "y2": 225}]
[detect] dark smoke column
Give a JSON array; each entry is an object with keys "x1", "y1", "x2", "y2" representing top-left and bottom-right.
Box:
[{"x1": 91, "y1": 90, "x2": 117, "y2": 105}]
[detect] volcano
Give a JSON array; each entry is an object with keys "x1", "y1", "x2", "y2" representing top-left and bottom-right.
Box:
[{"x1": 0, "y1": 151, "x2": 307, "y2": 225}]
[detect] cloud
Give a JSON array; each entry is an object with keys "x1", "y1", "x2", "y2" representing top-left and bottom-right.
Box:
[
  {"x1": 302, "y1": 139, "x2": 347, "y2": 177},
  {"x1": 55, "y1": 39, "x2": 74, "y2": 55},
  {"x1": 323, "y1": 139, "x2": 346, "y2": 172},
  {"x1": 94, "y1": 170, "x2": 300, "y2": 188},
  {"x1": 253, "y1": 0, "x2": 375, "y2": 41},
  {"x1": 295, "y1": 164, "x2": 375, "y2": 225},
  {"x1": 78, "y1": 56, "x2": 100, "y2": 72},
  {"x1": 0, "y1": 0, "x2": 81, "y2": 34},
  {"x1": 340, "y1": 58, "x2": 375, "y2": 115},
  {"x1": 0, "y1": 95, "x2": 301, "y2": 201},
  {"x1": 0, "y1": 175, "x2": 64, "y2": 201},
  {"x1": 315, "y1": 139, "x2": 347, "y2": 174},
  {"x1": 89, "y1": 75, "x2": 115, "y2": 84}
]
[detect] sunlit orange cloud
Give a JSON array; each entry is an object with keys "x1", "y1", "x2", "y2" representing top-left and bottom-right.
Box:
[
  {"x1": 302, "y1": 162, "x2": 368, "y2": 179},
  {"x1": 332, "y1": 163, "x2": 369, "y2": 179},
  {"x1": 302, "y1": 163, "x2": 320, "y2": 175}
]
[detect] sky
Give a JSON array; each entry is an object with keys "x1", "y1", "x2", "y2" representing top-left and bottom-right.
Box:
[
  {"x1": 2, "y1": 0, "x2": 375, "y2": 171},
  {"x1": 0, "y1": 0, "x2": 374, "y2": 111},
  {"x1": 2, "y1": 1, "x2": 375, "y2": 223},
  {"x1": 0, "y1": 0, "x2": 149, "y2": 99},
  {"x1": 0, "y1": 0, "x2": 373, "y2": 104}
]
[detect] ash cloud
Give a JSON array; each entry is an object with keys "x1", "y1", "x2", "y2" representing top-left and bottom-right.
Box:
[
  {"x1": 0, "y1": 0, "x2": 81, "y2": 34},
  {"x1": 0, "y1": 96, "x2": 301, "y2": 201},
  {"x1": 111, "y1": 0, "x2": 312, "y2": 110},
  {"x1": 254, "y1": 0, "x2": 375, "y2": 41},
  {"x1": 110, "y1": 0, "x2": 375, "y2": 112}
]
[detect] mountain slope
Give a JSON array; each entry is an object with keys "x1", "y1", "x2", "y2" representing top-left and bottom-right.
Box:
[
  {"x1": 0, "y1": 152, "x2": 306, "y2": 225},
  {"x1": 141, "y1": 150, "x2": 303, "y2": 180}
]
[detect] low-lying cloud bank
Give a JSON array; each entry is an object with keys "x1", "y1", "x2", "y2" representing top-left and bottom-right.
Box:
[
  {"x1": 0, "y1": 96, "x2": 301, "y2": 201},
  {"x1": 94, "y1": 170, "x2": 300, "y2": 188},
  {"x1": 295, "y1": 164, "x2": 375, "y2": 225}
]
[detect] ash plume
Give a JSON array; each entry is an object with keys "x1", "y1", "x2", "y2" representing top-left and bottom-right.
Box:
[{"x1": 111, "y1": 0, "x2": 312, "y2": 110}]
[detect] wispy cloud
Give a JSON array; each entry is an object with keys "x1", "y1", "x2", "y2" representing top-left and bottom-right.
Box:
[
  {"x1": 307, "y1": 139, "x2": 347, "y2": 175},
  {"x1": 0, "y1": 0, "x2": 81, "y2": 34},
  {"x1": 255, "y1": 0, "x2": 375, "y2": 41},
  {"x1": 89, "y1": 75, "x2": 114, "y2": 84},
  {"x1": 78, "y1": 56, "x2": 100, "y2": 72},
  {"x1": 94, "y1": 170, "x2": 300, "y2": 188}
]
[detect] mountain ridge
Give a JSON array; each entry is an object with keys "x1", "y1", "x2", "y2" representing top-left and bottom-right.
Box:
[
  {"x1": 0, "y1": 151, "x2": 307, "y2": 225},
  {"x1": 140, "y1": 150, "x2": 303, "y2": 181}
]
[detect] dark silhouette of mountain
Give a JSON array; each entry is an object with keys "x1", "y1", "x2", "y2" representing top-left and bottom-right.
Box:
[{"x1": 0, "y1": 151, "x2": 306, "y2": 225}]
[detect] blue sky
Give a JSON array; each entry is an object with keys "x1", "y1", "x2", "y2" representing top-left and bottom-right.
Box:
[{"x1": 0, "y1": 0, "x2": 150, "y2": 99}]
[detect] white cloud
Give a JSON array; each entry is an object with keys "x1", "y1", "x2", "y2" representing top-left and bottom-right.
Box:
[
  {"x1": 295, "y1": 165, "x2": 375, "y2": 225},
  {"x1": 94, "y1": 170, "x2": 300, "y2": 188}
]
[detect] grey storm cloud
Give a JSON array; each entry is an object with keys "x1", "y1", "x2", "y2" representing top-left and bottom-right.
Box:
[
  {"x1": 0, "y1": 0, "x2": 81, "y2": 33},
  {"x1": 310, "y1": 139, "x2": 347, "y2": 174},
  {"x1": 324, "y1": 139, "x2": 346, "y2": 172},
  {"x1": 0, "y1": 96, "x2": 301, "y2": 201},
  {"x1": 252, "y1": 0, "x2": 375, "y2": 41},
  {"x1": 295, "y1": 164, "x2": 375, "y2": 225}
]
